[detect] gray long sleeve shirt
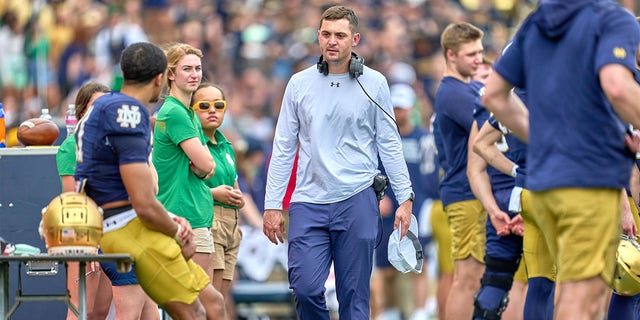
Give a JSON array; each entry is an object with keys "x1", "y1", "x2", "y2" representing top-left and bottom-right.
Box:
[{"x1": 264, "y1": 64, "x2": 413, "y2": 210}]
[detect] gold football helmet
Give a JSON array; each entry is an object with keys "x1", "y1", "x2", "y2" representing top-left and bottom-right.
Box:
[
  {"x1": 611, "y1": 234, "x2": 640, "y2": 296},
  {"x1": 41, "y1": 192, "x2": 103, "y2": 255}
]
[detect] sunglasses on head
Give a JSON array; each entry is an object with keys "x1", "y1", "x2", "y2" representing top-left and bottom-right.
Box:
[{"x1": 193, "y1": 100, "x2": 227, "y2": 112}]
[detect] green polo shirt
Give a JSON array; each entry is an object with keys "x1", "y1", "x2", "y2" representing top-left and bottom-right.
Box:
[
  {"x1": 56, "y1": 135, "x2": 76, "y2": 177},
  {"x1": 153, "y1": 96, "x2": 213, "y2": 228},
  {"x1": 204, "y1": 130, "x2": 238, "y2": 208}
]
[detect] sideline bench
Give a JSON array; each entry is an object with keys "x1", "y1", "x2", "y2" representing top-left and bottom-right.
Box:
[{"x1": 232, "y1": 280, "x2": 295, "y2": 320}]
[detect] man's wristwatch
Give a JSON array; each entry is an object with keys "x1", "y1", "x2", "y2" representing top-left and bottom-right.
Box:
[{"x1": 407, "y1": 191, "x2": 415, "y2": 202}]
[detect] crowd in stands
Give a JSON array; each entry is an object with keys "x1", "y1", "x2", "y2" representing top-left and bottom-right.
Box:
[
  {"x1": 0, "y1": 0, "x2": 545, "y2": 214},
  {"x1": 0, "y1": 0, "x2": 538, "y2": 139}
]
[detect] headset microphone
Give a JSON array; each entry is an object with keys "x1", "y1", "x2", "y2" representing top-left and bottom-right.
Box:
[
  {"x1": 317, "y1": 52, "x2": 364, "y2": 78},
  {"x1": 317, "y1": 51, "x2": 399, "y2": 132}
]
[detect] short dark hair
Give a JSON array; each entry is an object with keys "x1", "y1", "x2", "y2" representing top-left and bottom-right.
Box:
[
  {"x1": 319, "y1": 5, "x2": 358, "y2": 34},
  {"x1": 120, "y1": 42, "x2": 167, "y2": 85}
]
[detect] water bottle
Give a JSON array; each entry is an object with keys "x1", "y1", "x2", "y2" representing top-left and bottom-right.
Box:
[
  {"x1": 65, "y1": 104, "x2": 77, "y2": 137},
  {"x1": 39, "y1": 108, "x2": 53, "y2": 120},
  {"x1": 0, "y1": 103, "x2": 5, "y2": 148}
]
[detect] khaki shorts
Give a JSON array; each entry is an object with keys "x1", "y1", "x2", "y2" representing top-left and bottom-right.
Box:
[
  {"x1": 531, "y1": 188, "x2": 619, "y2": 284},
  {"x1": 520, "y1": 189, "x2": 556, "y2": 281},
  {"x1": 444, "y1": 199, "x2": 486, "y2": 263},
  {"x1": 212, "y1": 205, "x2": 243, "y2": 281},
  {"x1": 430, "y1": 200, "x2": 454, "y2": 274},
  {"x1": 100, "y1": 217, "x2": 210, "y2": 308},
  {"x1": 193, "y1": 227, "x2": 214, "y2": 254}
]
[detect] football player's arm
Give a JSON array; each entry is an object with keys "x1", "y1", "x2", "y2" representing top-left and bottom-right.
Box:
[
  {"x1": 473, "y1": 121, "x2": 517, "y2": 178},
  {"x1": 601, "y1": 64, "x2": 640, "y2": 131},
  {"x1": 631, "y1": 163, "x2": 640, "y2": 205},
  {"x1": 121, "y1": 162, "x2": 196, "y2": 258},
  {"x1": 148, "y1": 153, "x2": 159, "y2": 195},
  {"x1": 113, "y1": 134, "x2": 193, "y2": 246},
  {"x1": 621, "y1": 187, "x2": 638, "y2": 238},
  {"x1": 467, "y1": 121, "x2": 511, "y2": 236},
  {"x1": 121, "y1": 163, "x2": 182, "y2": 235},
  {"x1": 482, "y1": 73, "x2": 529, "y2": 142},
  {"x1": 180, "y1": 137, "x2": 215, "y2": 179}
]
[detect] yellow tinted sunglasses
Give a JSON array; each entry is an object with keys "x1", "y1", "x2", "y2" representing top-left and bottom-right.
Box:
[{"x1": 193, "y1": 100, "x2": 227, "y2": 112}]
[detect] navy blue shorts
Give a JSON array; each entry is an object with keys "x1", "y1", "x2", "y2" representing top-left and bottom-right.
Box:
[
  {"x1": 485, "y1": 187, "x2": 522, "y2": 260},
  {"x1": 98, "y1": 248, "x2": 139, "y2": 286}
]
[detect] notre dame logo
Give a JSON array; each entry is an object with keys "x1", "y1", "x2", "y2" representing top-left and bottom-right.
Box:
[
  {"x1": 613, "y1": 47, "x2": 627, "y2": 59},
  {"x1": 116, "y1": 105, "x2": 142, "y2": 128}
]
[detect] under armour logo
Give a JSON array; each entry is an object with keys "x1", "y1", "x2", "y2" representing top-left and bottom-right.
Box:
[
  {"x1": 331, "y1": 82, "x2": 340, "y2": 87},
  {"x1": 116, "y1": 105, "x2": 142, "y2": 128}
]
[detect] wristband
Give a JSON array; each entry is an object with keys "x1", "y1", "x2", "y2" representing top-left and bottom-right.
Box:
[
  {"x1": 510, "y1": 164, "x2": 519, "y2": 178},
  {"x1": 197, "y1": 166, "x2": 215, "y2": 180},
  {"x1": 196, "y1": 171, "x2": 208, "y2": 179},
  {"x1": 173, "y1": 224, "x2": 185, "y2": 246}
]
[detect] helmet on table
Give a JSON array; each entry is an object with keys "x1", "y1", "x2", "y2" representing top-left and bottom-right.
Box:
[
  {"x1": 41, "y1": 192, "x2": 103, "y2": 255},
  {"x1": 611, "y1": 234, "x2": 640, "y2": 296}
]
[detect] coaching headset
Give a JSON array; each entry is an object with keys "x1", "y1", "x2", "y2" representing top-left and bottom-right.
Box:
[
  {"x1": 317, "y1": 52, "x2": 364, "y2": 78},
  {"x1": 317, "y1": 50, "x2": 397, "y2": 131}
]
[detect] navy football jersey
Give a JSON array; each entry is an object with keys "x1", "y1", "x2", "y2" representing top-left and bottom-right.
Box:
[
  {"x1": 473, "y1": 98, "x2": 514, "y2": 191},
  {"x1": 494, "y1": 2, "x2": 638, "y2": 191},
  {"x1": 75, "y1": 92, "x2": 151, "y2": 206},
  {"x1": 434, "y1": 77, "x2": 483, "y2": 206},
  {"x1": 487, "y1": 89, "x2": 528, "y2": 189}
]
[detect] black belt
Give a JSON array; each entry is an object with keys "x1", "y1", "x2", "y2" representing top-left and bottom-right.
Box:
[{"x1": 103, "y1": 204, "x2": 133, "y2": 219}]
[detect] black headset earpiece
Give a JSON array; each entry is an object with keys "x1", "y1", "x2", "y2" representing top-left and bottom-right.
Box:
[
  {"x1": 317, "y1": 52, "x2": 364, "y2": 78},
  {"x1": 317, "y1": 55, "x2": 329, "y2": 76},
  {"x1": 349, "y1": 52, "x2": 364, "y2": 79},
  {"x1": 316, "y1": 51, "x2": 398, "y2": 132}
]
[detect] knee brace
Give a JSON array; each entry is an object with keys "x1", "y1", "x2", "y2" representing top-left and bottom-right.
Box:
[
  {"x1": 474, "y1": 291, "x2": 509, "y2": 320},
  {"x1": 483, "y1": 255, "x2": 520, "y2": 289},
  {"x1": 473, "y1": 255, "x2": 520, "y2": 320}
]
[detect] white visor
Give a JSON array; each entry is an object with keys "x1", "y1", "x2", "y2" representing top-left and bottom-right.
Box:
[{"x1": 388, "y1": 214, "x2": 423, "y2": 274}]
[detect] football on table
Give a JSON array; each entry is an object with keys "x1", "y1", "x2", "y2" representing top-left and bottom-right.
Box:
[{"x1": 17, "y1": 118, "x2": 60, "y2": 146}]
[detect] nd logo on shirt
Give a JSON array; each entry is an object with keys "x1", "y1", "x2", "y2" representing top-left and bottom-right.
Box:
[
  {"x1": 117, "y1": 105, "x2": 142, "y2": 128},
  {"x1": 226, "y1": 153, "x2": 235, "y2": 167}
]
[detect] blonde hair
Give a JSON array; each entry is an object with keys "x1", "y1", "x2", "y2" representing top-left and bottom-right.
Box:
[
  {"x1": 164, "y1": 43, "x2": 203, "y2": 90},
  {"x1": 440, "y1": 23, "x2": 484, "y2": 60}
]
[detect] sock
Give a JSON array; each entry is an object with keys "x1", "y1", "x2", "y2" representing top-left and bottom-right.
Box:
[{"x1": 523, "y1": 277, "x2": 554, "y2": 320}]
